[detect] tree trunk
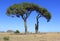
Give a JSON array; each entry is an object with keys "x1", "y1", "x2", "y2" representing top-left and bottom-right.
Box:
[
  {"x1": 24, "y1": 20, "x2": 27, "y2": 34},
  {"x1": 35, "y1": 23, "x2": 38, "y2": 34},
  {"x1": 35, "y1": 17, "x2": 39, "y2": 34},
  {"x1": 36, "y1": 29, "x2": 38, "y2": 33}
]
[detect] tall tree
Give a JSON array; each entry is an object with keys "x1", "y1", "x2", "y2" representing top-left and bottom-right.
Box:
[
  {"x1": 6, "y1": 2, "x2": 51, "y2": 34},
  {"x1": 6, "y1": 3, "x2": 33, "y2": 34},
  {"x1": 25, "y1": 3, "x2": 51, "y2": 33},
  {"x1": 35, "y1": 8, "x2": 51, "y2": 33}
]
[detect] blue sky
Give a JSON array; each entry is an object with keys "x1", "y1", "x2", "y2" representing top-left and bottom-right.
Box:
[{"x1": 0, "y1": 0, "x2": 60, "y2": 32}]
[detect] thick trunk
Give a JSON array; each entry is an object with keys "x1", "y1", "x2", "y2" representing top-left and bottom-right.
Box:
[
  {"x1": 36, "y1": 29, "x2": 38, "y2": 33},
  {"x1": 35, "y1": 17, "x2": 39, "y2": 33},
  {"x1": 35, "y1": 24, "x2": 38, "y2": 34},
  {"x1": 24, "y1": 20, "x2": 27, "y2": 34}
]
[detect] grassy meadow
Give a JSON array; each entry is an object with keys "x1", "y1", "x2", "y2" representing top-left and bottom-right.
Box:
[{"x1": 0, "y1": 32, "x2": 60, "y2": 41}]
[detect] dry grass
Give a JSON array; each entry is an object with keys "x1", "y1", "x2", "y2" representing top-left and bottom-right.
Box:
[{"x1": 0, "y1": 32, "x2": 60, "y2": 41}]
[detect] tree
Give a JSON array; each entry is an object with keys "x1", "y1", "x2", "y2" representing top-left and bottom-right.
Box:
[
  {"x1": 6, "y1": 3, "x2": 33, "y2": 34},
  {"x1": 35, "y1": 8, "x2": 51, "y2": 33},
  {"x1": 6, "y1": 2, "x2": 51, "y2": 34}
]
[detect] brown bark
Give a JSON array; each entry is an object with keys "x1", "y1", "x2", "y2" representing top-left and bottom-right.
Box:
[
  {"x1": 24, "y1": 20, "x2": 27, "y2": 34},
  {"x1": 35, "y1": 17, "x2": 39, "y2": 33}
]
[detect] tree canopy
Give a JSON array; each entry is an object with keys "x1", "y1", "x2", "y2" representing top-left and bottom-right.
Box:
[
  {"x1": 7, "y1": 2, "x2": 51, "y2": 22},
  {"x1": 6, "y1": 2, "x2": 51, "y2": 33}
]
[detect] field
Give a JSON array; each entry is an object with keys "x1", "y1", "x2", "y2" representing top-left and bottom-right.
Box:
[{"x1": 0, "y1": 32, "x2": 60, "y2": 41}]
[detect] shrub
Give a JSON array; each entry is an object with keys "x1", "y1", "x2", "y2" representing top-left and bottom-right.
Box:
[
  {"x1": 14, "y1": 30, "x2": 20, "y2": 34},
  {"x1": 3, "y1": 36, "x2": 9, "y2": 41}
]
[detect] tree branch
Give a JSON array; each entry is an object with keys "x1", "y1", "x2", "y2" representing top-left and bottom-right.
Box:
[{"x1": 25, "y1": 11, "x2": 31, "y2": 19}]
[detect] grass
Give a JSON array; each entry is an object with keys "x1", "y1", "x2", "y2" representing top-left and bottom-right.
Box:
[
  {"x1": 0, "y1": 32, "x2": 60, "y2": 41},
  {"x1": 3, "y1": 36, "x2": 9, "y2": 41}
]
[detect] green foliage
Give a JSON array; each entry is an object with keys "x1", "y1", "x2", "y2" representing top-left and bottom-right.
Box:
[
  {"x1": 6, "y1": 2, "x2": 51, "y2": 34},
  {"x1": 3, "y1": 36, "x2": 9, "y2": 41},
  {"x1": 14, "y1": 30, "x2": 20, "y2": 34},
  {"x1": 40, "y1": 8, "x2": 51, "y2": 22},
  {"x1": 6, "y1": 2, "x2": 51, "y2": 22},
  {"x1": 44, "y1": 12, "x2": 51, "y2": 22}
]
